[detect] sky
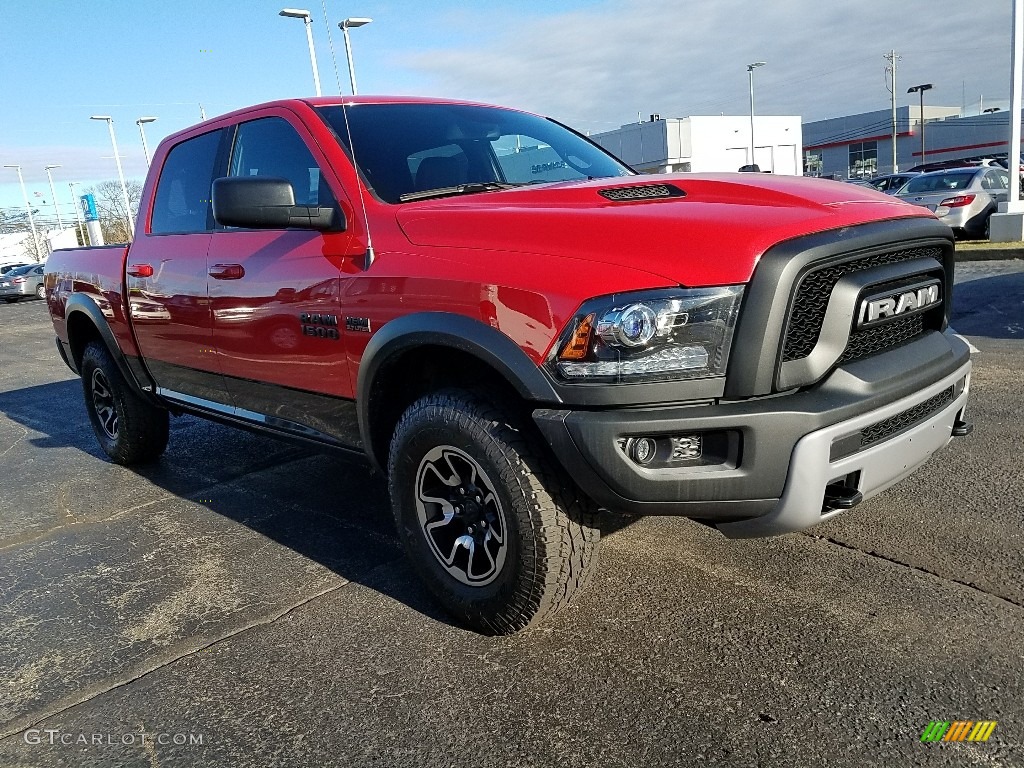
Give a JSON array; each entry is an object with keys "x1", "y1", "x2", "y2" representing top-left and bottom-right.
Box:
[{"x1": 0, "y1": 0, "x2": 1014, "y2": 217}]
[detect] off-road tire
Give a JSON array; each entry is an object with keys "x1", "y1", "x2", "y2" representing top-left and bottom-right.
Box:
[
  {"x1": 388, "y1": 388, "x2": 600, "y2": 635},
  {"x1": 80, "y1": 341, "x2": 169, "y2": 465}
]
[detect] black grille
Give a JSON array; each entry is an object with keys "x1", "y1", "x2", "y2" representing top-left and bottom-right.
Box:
[
  {"x1": 839, "y1": 314, "x2": 925, "y2": 363},
  {"x1": 830, "y1": 386, "x2": 955, "y2": 460},
  {"x1": 861, "y1": 386, "x2": 954, "y2": 448},
  {"x1": 599, "y1": 184, "x2": 685, "y2": 201},
  {"x1": 781, "y1": 246, "x2": 942, "y2": 362}
]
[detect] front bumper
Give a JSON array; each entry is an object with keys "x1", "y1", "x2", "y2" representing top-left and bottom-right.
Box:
[{"x1": 534, "y1": 330, "x2": 972, "y2": 538}]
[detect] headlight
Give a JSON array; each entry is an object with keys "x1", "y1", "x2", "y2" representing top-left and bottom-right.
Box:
[{"x1": 547, "y1": 286, "x2": 744, "y2": 383}]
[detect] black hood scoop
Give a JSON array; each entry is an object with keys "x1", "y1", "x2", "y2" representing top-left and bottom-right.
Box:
[{"x1": 598, "y1": 183, "x2": 686, "y2": 202}]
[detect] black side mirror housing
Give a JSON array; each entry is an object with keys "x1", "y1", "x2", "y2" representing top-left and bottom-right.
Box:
[{"x1": 212, "y1": 177, "x2": 344, "y2": 231}]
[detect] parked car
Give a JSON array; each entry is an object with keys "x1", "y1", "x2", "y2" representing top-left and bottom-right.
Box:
[
  {"x1": 864, "y1": 172, "x2": 920, "y2": 195},
  {"x1": 0, "y1": 263, "x2": 45, "y2": 302},
  {"x1": 0, "y1": 262, "x2": 29, "y2": 276},
  {"x1": 896, "y1": 167, "x2": 1009, "y2": 239}
]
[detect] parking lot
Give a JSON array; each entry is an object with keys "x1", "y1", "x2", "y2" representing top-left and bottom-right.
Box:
[{"x1": 1, "y1": 260, "x2": 1022, "y2": 767}]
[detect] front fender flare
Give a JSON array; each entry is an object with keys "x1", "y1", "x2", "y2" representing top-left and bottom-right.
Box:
[{"x1": 355, "y1": 312, "x2": 561, "y2": 471}]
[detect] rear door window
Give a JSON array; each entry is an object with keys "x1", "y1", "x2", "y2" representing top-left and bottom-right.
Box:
[{"x1": 150, "y1": 129, "x2": 224, "y2": 234}]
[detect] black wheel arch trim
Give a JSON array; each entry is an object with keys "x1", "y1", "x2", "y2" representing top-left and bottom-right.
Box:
[
  {"x1": 64, "y1": 294, "x2": 160, "y2": 405},
  {"x1": 356, "y1": 312, "x2": 561, "y2": 471}
]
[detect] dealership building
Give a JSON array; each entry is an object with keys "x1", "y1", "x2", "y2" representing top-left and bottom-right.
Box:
[
  {"x1": 591, "y1": 115, "x2": 804, "y2": 175},
  {"x1": 802, "y1": 106, "x2": 1021, "y2": 179},
  {"x1": 589, "y1": 105, "x2": 1021, "y2": 182}
]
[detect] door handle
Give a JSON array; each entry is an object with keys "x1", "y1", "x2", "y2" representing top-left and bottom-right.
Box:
[
  {"x1": 209, "y1": 264, "x2": 245, "y2": 280},
  {"x1": 127, "y1": 264, "x2": 154, "y2": 278}
]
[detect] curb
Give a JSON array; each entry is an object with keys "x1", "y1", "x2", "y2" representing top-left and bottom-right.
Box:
[{"x1": 954, "y1": 246, "x2": 1024, "y2": 262}]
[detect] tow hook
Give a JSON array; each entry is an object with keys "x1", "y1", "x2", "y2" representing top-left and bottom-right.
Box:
[
  {"x1": 823, "y1": 483, "x2": 864, "y2": 512},
  {"x1": 952, "y1": 420, "x2": 974, "y2": 437}
]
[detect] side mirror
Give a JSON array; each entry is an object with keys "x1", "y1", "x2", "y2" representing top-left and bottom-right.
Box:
[{"x1": 212, "y1": 177, "x2": 344, "y2": 231}]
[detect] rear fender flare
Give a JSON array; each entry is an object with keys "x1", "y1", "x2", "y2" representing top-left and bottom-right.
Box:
[{"x1": 65, "y1": 294, "x2": 154, "y2": 401}]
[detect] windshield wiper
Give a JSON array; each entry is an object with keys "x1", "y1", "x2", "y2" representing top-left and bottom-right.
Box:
[{"x1": 399, "y1": 182, "x2": 521, "y2": 203}]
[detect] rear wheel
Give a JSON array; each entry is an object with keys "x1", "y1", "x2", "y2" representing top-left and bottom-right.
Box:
[
  {"x1": 81, "y1": 341, "x2": 169, "y2": 464},
  {"x1": 35, "y1": 283, "x2": 45, "y2": 300},
  {"x1": 388, "y1": 389, "x2": 601, "y2": 634}
]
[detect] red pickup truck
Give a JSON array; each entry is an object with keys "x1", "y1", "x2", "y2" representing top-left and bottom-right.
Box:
[{"x1": 46, "y1": 97, "x2": 972, "y2": 634}]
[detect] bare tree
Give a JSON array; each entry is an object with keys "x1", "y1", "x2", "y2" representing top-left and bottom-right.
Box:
[
  {"x1": 0, "y1": 206, "x2": 43, "y2": 261},
  {"x1": 84, "y1": 179, "x2": 144, "y2": 244}
]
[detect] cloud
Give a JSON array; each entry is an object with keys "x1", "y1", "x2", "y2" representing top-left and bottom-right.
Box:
[
  {"x1": 401, "y1": 0, "x2": 1012, "y2": 134},
  {"x1": 0, "y1": 143, "x2": 149, "y2": 187}
]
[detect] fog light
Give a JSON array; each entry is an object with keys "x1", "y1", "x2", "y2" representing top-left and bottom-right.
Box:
[{"x1": 630, "y1": 437, "x2": 656, "y2": 465}]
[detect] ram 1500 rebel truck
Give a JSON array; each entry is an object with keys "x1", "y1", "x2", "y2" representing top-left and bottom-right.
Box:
[{"x1": 46, "y1": 97, "x2": 973, "y2": 634}]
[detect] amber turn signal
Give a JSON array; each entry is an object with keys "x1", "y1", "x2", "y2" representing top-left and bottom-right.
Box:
[{"x1": 559, "y1": 313, "x2": 595, "y2": 360}]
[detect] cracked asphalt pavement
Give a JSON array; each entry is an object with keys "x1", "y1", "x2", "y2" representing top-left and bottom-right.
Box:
[{"x1": 1, "y1": 259, "x2": 1022, "y2": 767}]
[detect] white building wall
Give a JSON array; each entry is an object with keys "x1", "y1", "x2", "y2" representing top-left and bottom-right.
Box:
[{"x1": 592, "y1": 116, "x2": 803, "y2": 175}]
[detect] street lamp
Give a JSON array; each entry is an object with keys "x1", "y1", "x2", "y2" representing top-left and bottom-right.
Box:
[
  {"x1": 136, "y1": 117, "x2": 157, "y2": 166},
  {"x1": 747, "y1": 61, "x2": 767, "y2": 169},
  {"x1": 68, "y1": 181, "x2": 88, "y2": 246},
  {"x1": 44, "y1": 164, "x2": 64, "y2": 229},
  {"x1": 338, "y1": 17, "x2": 372, "y2": 95},
  {"x1": 90, "y1": 115, "x2": 135, "y2": 238},
  {"x1": 907, "y1": 83, "x2": 934, "y2": 166},
  {"x1": 279, "y1": 8, "x2": 322, "y2": 96},
  {"x1": 3, "y1": 165, "x2": 40, "y2": 260}
]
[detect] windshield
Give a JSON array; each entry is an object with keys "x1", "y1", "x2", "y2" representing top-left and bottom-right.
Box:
[
  {"x1": 903, "y1": 172, "x2": 975, "y2": 194},
  {"x1": 5, "y1": 265, "x2": 36, "y2": 276},
  {"x1": 317, "y1": 103, "x2": 633, "y2": 204}
]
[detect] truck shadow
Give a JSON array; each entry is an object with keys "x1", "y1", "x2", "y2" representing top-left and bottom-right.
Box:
[
  {"x1": 1, "y1": 378, "x2": 631, "y2": 632},
  {"x1": 951, "y1": 271, "x2": 1024, "y2": 340}
]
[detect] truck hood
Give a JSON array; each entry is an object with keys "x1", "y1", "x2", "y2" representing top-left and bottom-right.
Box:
[{"x1": 395, "y1": 174, "x2": 933, "y2": 286}]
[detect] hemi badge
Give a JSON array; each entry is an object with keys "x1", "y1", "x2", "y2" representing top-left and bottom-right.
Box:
[{"x1": 345, "y1": 317, "x2": 371, "y2": 333}]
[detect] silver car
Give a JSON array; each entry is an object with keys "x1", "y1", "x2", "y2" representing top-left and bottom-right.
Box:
[
  {"x1": 0, "y1": 263, "x2": 45, "y2": 303},
  {"x1": 864, "y1": 172, "x2": 920, "y2": 194},
  {"x1": 897, "y1": 167, "x2": 1009, "y2": 239}
]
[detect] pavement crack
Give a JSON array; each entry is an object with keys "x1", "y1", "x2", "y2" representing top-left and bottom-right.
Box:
[
  {"x1": 0, "y1": 556, "x2": 403, "y2": 742},
  {"x1": 803, "y1": 533, "x2": 1023, "y2": 611},
  {"x1": 0, "y1": 424, "x2": 28, "y2": 460}
]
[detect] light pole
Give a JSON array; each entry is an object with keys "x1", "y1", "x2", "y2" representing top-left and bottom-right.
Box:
[
  {"x1": 280, "y1": 8, "x2": 322, "y2": 96},
  {"x1": 747, "y1": 61, "x2": 766, "y2": 168},
  {"x1": 69, "y1": 181, "x2": 88, "y2": 246},
  {"x1": 43, "y1": 164, "x2": 64, "y2": 229},
  {"x1": 90, "y1": 115, "x2": 135, "y2": 237},
  {"x1": 136, "y1": 117, "x2": 157, "y2": 166},
  {"x1": 339, "y1": 18, "x2": 372, "y2": 95},
  {"x1": 3, "y1": 165, "x2": 40, "y2": 260},
  {"x1": 907, "y1": 83, "x2": 934, "y2": 166}
]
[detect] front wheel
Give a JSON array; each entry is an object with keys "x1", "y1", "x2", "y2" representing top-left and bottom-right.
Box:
[
  {"x1": 388, "y1": 389, "x2": 601, "y2": 635},
  {"x1": 80, "y1": 341, "x2": 170, "y2": 464}
]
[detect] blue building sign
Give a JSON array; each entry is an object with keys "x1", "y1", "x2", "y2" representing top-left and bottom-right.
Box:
[{"x1": 80, "y1": 194, "x2": 98, "y2": 222}]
